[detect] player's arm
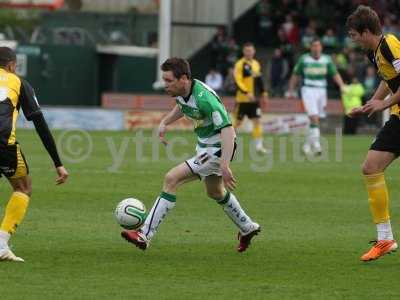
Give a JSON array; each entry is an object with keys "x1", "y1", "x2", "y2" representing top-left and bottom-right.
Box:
[
  {"x1": 19, "y1": 79, "x2": 68, "y2": 185},
  {"x1": 287, "y1": 74, "x2": 300, "y2": 98},
  {"x1": 327, "y1": 56, "x2": 346, "y2": 92},
  {"x1": 234, "y1": 61, "x2": 253, "y2": 100},
  {"x1": 220, "y1": 125, "x2": 237, "y2": 190},
  {"x1": 160, "y1": 104, "x2": 183, "y2": 126},
  {"x1": 371, "y1": 80, "x2": 391, "y2": 100},
  {"x1": 348, "y1": 81, "x2": 389, "y2": 117},
  {"x1": 201, "y1": 94, "x2": 237, "y2": 190},
  {"x1": 254, "y1": 68, "x2": 269, "y2": 102},
  {"x1": 287, "y1": 56, "x2": 303, "y2": 98},
  {"x1": 357, "y1": 37, "x2": 400, "y2": 116},
  {"x1": 332, "y1": 73, "x2": 346, "y2": 91},
  {"x1": 362, "y1": 86, "x2": 400, "y2": 117},
  {"x1": 158, "y1": 104, "x2": 183, "y2": 145}
]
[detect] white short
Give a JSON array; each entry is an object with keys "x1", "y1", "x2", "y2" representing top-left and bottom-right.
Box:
[
  {"x1": 301, "y1": 86, "x2": 327, "y2": 118},
  {"x1": 185, "y1": 146, "x2": 222, "y2": 179}
]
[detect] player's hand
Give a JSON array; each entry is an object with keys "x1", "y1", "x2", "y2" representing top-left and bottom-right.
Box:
[
  {"x1": 261, "y1": 95, "x2": 269, "y2": 110},
  {"x1": 347, "y1": 106, "x2": 364, "y2": 118},
  {"x1": 221, "y1": 163, "x2": 237, "y2": 191},
  {"x1": 56, "y1": 166, "x2": 68, "y2": 185},
  {"x1": 340, "y1": 84, "x2": 349, "y2": 94},
  {"x1": 247, "y1": 93, "x2": 255, "y2": 102},
  {"x1": 158, "y1": 122, "x2": 168, "y2": 146},
  {"x1": 285, "y1": 91, "x2": 295, "y2": 100},
  {"x1": 362, "y1": 99, "x2": 385, "y2": 117}
]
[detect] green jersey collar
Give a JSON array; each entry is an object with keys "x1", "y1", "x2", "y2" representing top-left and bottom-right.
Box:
[{"x1": 182, "y1": 79, "x2": 195, "y2": 102}]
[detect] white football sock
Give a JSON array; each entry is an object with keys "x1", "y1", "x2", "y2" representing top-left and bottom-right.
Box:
[
  {"x1": 218, "y1": 192, "x2": 255, "y2": 235},
  {"x1": 309, "y1": 126, "x2": 321, "y2": 150},
  {"x1": 141, "y1": 192, "x2": 176, "y2": 241},
  {"x1": 0, "y1": 230, "x2": 10, "y2": 248},
  {"x1": 377, "y1": 221, "x2": 394, "y2": 241},
  {"x1": 254, "y1": 138, "x2": 263, "y2": 149}
]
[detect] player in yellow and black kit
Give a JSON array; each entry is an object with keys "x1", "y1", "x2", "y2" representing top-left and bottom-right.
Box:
[
  {"x1": 233, "y1": 42, "x2": 268, "y2": 154},
  {"x1": 347, "y1": 5, "x2": 400, "y2": 261},
  {"x1": 0, "y1": 47, "x2": 68, "y2": 262}
]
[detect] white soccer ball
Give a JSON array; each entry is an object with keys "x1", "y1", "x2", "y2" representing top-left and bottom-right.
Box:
[{"x1": 115, "y1": 198, "x2": 147, "y2": 230}]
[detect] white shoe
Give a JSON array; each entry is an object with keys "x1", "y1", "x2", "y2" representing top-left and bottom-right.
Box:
[
  {"x1": 312, "y1": 143, "x2": 322, "y2": 156},
  {"x1": 256, "y1": 146, "x2": 271, "y2": 154},
  {"x1": 0, "y1": 247, "x2": 24, "y2": 262}
]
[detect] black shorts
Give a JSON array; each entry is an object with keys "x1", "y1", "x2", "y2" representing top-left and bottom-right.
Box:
[
  {"x1": 235, "y1": 102, "x2": 261, "y2": 121},
  {"x1": 0, "y1": 143, "x2": 29, "y2": 178},
  {"x1": 370, "y1": 115, "x2": 400, "y2": 156}
]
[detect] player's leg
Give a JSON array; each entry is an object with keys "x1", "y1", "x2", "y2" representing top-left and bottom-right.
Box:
[
  {"x1": 360, "y1": 150, "x2": 398, "y2": 261},
  {"x1": 205, "y1": 175, "x2": 260, "y2": 252},
  {"x1": 0, "y1": 145, "x2": 30, "y2": 262},
  {"x1": 250, "y1": 110, "x2": 268, "y2": 154},
  {"x1": 308, "y1": 115, "x2": 321, "y2": 155},
  {"x1": 232, "y1": 103, "x2": 244, "y2": 129},
  {"x1": 122, "y1": 162, "x2": 198, "y2": 249},
  {"x1": 312, "y1": 88, "x2": 328, "y2": 154},
  {"x1": 301, "y1": 87, "x2": 320, "y2": 155}
]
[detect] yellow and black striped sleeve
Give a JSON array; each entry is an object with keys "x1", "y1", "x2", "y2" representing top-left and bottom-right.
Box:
[
  {"x1": 18, "y1": 79, "x2": 41, "y2": 120},
  {"x1": 234, "y1": 59, "x2": 249, "y2": 94},
  {"x1": 18, "y1": 79, "x2": 62, "y2": 167}
]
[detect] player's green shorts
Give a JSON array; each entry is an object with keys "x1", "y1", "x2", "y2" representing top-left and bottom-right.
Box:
[{"x1": 0, "y1": 143, "x2": 29, "y2": 179}]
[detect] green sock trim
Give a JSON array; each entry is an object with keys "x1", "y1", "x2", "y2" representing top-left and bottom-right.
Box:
[
  {"x1": 310, "y1": 123, "x2": 319, "y2": 128},
  {"x1": 160, "y1": 192, "x2": 176, "y2": 202},
  {"x1": 218, "y1": 191, "x2": 230, "y2": 205}
]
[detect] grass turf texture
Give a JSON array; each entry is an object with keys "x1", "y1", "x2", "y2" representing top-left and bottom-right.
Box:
[{"x1": 0, "y1": 129, "x2": 399, "y2": 299}]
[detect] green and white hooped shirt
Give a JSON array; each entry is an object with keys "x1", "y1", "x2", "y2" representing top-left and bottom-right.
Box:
[
  {"x1": 293, "y1": 53, "x2": 337, "y2": 88},
  {"x1": 176, "y1": 79, "x2": 232, "y2": 147}
]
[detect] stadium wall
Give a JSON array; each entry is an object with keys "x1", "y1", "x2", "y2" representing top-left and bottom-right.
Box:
[{"x1": 16, "y1": 96, "x2": 344, "y2": 134}]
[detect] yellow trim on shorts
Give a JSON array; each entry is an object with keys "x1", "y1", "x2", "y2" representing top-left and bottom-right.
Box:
[{"x1": 10, "y1": 144, "x2": 28, "y2": 179}]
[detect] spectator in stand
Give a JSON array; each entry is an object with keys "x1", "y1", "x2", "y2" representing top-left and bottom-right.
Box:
[
  {"x1": 361, "y1": 65, "x2": 380, "y2": 128},
  {"x1": 256, "y1": 0, "x2": 273, "y2": 46},
  {"x1": 281, "y1": 14, "x2": 300, "y2": 45},
  {"x1": 341, "y1": 75, "x2": 364, "y2": 135},
  {"x1": 304, "y1": 0, "x2": 320, "y2": 20},
  {"x1": 301, "y1": 25, "x2": 317, "y2": 49},
  {"x1": 205, "y1": 68, "x2": 223, "y2": 92},
  {"x1": 332, "y1": 52, "x2": 349, "y2": 77},
  {"x1": 277, "y1": 27, "x2": 295, "y2": 77},
  {"x1": 223, "y1": 67, "x2": 236, "y2": 96},
  {"x1": 210, "y1": 26, "x2": 229, "y2": 73},
  {"x1": 269, "y1": 48, "x2": 289, "y2": 97},
  {"x1": 225, "y1": 37, "x2": 240, "y2": 70},
  {"x1": 347, "y1": 49, "x2": 367, "y2": 81},
  {"x1": 382, "y1": 15, "x2": 396, "y2": 34},
  {"x1": 322, "y1": 28, "x2": 339, "y2": 53}
]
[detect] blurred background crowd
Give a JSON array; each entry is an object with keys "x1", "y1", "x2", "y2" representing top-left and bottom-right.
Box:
[{"x1": 205, "y1": 0, "x2": 400, "y2": 103}]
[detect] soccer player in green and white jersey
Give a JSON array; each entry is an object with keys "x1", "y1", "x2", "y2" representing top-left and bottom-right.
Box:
[
  {"x1": 121, "y1": 57, "x2": 260, "y2": 252},
  {"x1": 288, "y1": 38, "x2": 346, "y2": 155}
]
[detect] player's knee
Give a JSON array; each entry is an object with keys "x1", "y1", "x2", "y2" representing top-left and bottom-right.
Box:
[
  {"x1": 14, "y1": 185, "x2": 32, "y2": 197},
  {"x1": 362, "y1": 161, "x2": 381, "y2": 175}
]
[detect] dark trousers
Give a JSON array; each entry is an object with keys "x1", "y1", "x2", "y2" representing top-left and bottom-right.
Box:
[{"x1": 343, "y1": 115, "x2": 359, "y2": 135}]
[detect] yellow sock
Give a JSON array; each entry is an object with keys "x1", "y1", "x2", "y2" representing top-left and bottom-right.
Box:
[
  {"x1": 252, "y1": 123, "x2": 263, "y2": 139},
  {"x1": 0, "y1": 192, "x2": 30, "y2": 234},
  {"x1": 364, "y1": 173, "x2": 390, "y2": 224}
]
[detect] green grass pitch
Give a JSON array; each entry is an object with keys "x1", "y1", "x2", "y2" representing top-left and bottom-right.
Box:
[{"x1": 0, "y1": 129, "x2": 399, "y2": 299}]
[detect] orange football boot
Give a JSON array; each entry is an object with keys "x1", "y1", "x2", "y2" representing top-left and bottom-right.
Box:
[{"x1": 360, "y1": 240, "x2": 398, "y2": 261}]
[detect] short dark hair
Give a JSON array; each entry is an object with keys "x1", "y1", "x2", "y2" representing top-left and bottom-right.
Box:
[
  {"x1": 310, "y1": 37, "x2": 321, "y2": 45},
  {"x1": 161, "y1": 57, "x2": 191, "y2": 79},
  {"x1": 0, "y1": 47, "x2": 16, "y2": 67},
  {"x1": 346, "y1": 5, "x2": 382, "y2": 35},
  {"x1": 243, "y1": 42, "x2": 255, "y2": 49}
]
